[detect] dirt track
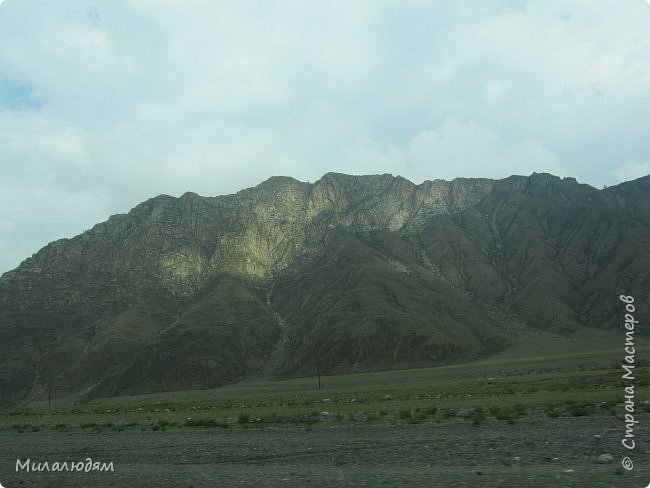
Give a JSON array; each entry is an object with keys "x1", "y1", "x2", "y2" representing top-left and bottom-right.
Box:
[{"x1": 1, "y1": 415, "x2": 649, "y2": 487}]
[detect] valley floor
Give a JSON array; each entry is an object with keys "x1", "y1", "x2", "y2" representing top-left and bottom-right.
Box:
[{"x1": 1, "y1": 415, "x2": 649, "y2": 487}]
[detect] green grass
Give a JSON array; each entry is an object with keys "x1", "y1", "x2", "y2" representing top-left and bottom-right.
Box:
[{"x1": 2, "y1": 334, "x2": 648, "y2": 433}]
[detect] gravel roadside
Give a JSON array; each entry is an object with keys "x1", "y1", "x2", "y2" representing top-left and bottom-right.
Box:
[{"x1": 1, "y1": 415, "x2": 648, "y2": 487}]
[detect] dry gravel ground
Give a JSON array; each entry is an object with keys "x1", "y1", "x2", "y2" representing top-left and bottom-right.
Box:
[{"x1": 1, "y1": 415, "x2": 649, "y2": 487}]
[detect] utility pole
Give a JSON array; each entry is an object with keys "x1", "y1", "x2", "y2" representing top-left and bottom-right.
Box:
[{"x1": 317, "y1": 367, "x2": 321, "y2": 391}]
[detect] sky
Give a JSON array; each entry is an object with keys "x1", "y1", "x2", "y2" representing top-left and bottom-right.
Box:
[{"x1": 1, "y1": 0, "x2": 649, "y2": 275}]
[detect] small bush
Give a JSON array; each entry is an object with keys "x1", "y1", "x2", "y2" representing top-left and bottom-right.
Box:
[
  {"x1": 470, "y1": 408, "x2": 486, "y2": 425},
  {"x1": 513, "y1": 404, "x2": 526, "y2": 415},
  {"x1": 488, "y1": 406, "x2": 501, "y2": 416},
  {"x1": 495, "y1": 409, "x2": 514, "y2": 422},
  {"x1": 238, "y1": 412, "x2": 250, "y2": 424},
  {"x1": 567, "y1": 403, "x2": 593, "y2": 417},
  {"x1": 546, "y1": 408, "x2": 561, "y2": 418},
  {"x1": 414, "y1": 411, "x2": 427, "y2": 421},
  {"x1": 442, "y1": 408, "x2": 457, "y2": 419}
]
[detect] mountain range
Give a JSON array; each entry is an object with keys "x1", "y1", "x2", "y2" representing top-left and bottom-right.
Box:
[{"x1": 1, "y1": 171, "x2": 649, "y2": 405}]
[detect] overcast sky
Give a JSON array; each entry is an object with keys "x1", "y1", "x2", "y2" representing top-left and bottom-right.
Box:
[{"x1": 1, "y1": 0, "x2": 649, "y2": 274}]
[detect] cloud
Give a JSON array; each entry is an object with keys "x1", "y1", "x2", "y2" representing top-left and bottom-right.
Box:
[
  {"x1": 611, "y1": 160, "x2": 650, "y2": 184},
  {"x1": 406, "y1": 119, "x2": 565, "y2": 182},
  {"x1": 327, "y1": 118, "x2": 566, "y2": 184},
  {"x1": 0, "y1": 0, "x2": 649, "y2": 273}
]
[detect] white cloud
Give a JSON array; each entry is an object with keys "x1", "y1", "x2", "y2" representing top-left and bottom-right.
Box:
[
  {"x1": 611, "y1": 160, "x2": 650, "y2": 184},
  {"x1": 338, "y1": 138, "x2": 406, "y2": 177},
  {"x1": 406, "y1": 119, "x2": 565, "y2": 183},
  {"x1": 0, "y1": 0, "x2": 649, "y2": 273}
]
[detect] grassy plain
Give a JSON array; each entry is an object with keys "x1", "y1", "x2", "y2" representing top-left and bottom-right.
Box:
[
  {"x1": 1, "y1": 327, "x2": 649, "y2": 487},
  {"x1": 2, "y1": 327, "x2": 648, "y2": 433}
]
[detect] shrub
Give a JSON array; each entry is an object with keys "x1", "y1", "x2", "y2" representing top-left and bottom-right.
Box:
[
  {"x1": 567, "y1": 403, "x2": 593, "y2": 417},
  {"x1": 470, "y1": 408, "x2": 486, "y2": 425},
  {"x1": 495, "y1": 409, "x2": 515, "y2": 422},
  {"x1": 442, "y1": 408, "x2": 457, "y2": 419},
  {"x1": 414, "y1": 411, "x2": 427, "y2": 421},
  {"x1": 488, "y1": 406, "x2": 501, "y2": 416},
  {"x1": 513, "y1": 404, "x2": 526, "y2": 415},
  {"x1": 546, "y1": 408, "x2": 561, "y2": 418}
]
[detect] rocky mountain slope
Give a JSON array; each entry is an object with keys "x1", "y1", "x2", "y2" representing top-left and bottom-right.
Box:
[{"x1": 1, "y1": 172, "x2": 648, "y2": 405}]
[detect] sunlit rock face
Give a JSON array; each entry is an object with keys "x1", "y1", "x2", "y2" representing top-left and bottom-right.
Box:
[{"x1": 1, "y1": 172, "x2": 648, "y2": 405}]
